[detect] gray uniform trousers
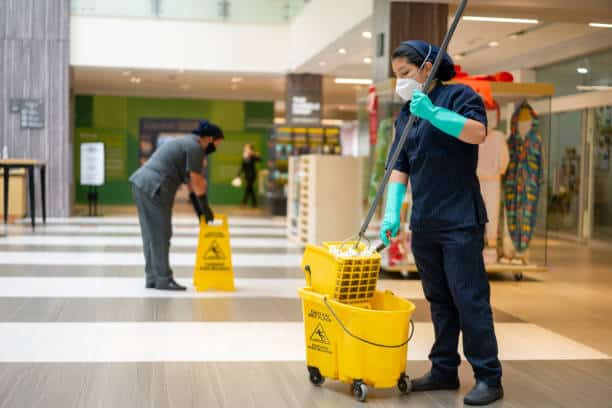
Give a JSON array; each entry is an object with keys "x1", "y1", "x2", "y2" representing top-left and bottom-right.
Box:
[{"x1": 131, "y1": 182, "x2": 176, "y2": 286}]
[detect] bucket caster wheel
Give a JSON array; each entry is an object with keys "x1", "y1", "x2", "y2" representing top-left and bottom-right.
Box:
[
  {"x1": 513, "y1": 272, "x2": 524, "y2": 281},
  {"x1": 307, "y1": 366, "x2": 325, "y2": 386},
  {"x1": 398, "y1": 373, "x2": 412, "y2": 394},
  {"x1": 353, "y1": 380, "x2": 368, "y2": 402}
]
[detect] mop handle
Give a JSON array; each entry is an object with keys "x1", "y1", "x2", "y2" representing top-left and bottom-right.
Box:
[{"x1": 356, "y1": 0, "x2": 469, "y2": 244}]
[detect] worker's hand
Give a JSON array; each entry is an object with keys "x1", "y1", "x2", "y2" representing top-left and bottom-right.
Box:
[
  {"x1": 198, "y1": 194, "x2": 214, "y2": 223},
  {"x1": 410, "y1": 89, "x2": 467, "y2": 138},
  {"x1": 409, "y1": 90, "x2": 436, "y2": 120},
  {"x1": 380, "y1": 182, "x2": 406, "y2": 246}
]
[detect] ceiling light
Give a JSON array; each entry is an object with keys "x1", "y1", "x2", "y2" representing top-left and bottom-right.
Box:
[
  {"x1": 231, "y1": 77, "x2": 243, "y2": 83},
  {"x1": 576, "y1": 85, "x2": 612, "y2": 91},
  {"x1": 463, "y1": 16, "x2": 539, "y2": 24},
  {"x1": 319, "y1": 61, "x2": 327, "y2": 67},
  {"x1": 363, "y1": 57, "x2": 372, "y2": 64},
  {"x1": 589, "y1": 22, "x2": 612, "y2": 28},
  {"x1": 362, "y1": 31, "x2": 373, "y2": 39},
  {"x1": 488, "y1": 41, "x2": 500, "y2": 47},
  {"x1": 577, "y1": 67, "x2": 589, "y2": 74},
  {"x1": 130, "y1": 77, "x2": 141, "y2": 84},
  {"x1": 338, "y1": 48, "x2": 347, "y2": 55},
  {"x1": 334, "y1": 78, "x2": 373, "y2": 85}
]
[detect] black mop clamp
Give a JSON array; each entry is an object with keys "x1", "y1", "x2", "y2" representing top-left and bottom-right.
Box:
[{"x1": 356, "y1": 0, "x2": 469, "y2": 251}]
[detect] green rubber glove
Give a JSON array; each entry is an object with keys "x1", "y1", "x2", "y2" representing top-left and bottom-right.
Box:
[
  {"x1": 380, "y1": 182, "x2": 406, "y2": 246},
  {"x1": 410, "y1": 90, "x2": 467, "y2": 138}
]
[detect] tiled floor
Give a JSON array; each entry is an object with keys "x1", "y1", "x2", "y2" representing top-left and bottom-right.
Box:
[{"x1": 0, "y1": 215, "x2": 611, "y2": 407}]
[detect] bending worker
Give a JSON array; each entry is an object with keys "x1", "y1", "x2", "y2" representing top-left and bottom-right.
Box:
[
  {"x1": 381, "y1": 40, "x2": 503, "y2": 406},
  {"x1": 130, "y1": 120, "x2": 224, "y2": 291}
]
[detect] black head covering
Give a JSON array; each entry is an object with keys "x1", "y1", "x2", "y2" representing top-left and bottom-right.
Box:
[
  {"x1": 192, "y1": 120, "x2": 224, "y2": 139},
  {"x1": 394, "y1": 40, "x2": 456, "y2": 81}
]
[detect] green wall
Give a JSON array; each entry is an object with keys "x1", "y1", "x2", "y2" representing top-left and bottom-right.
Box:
[{"x1": 74, "y1": 95, "x2": 273, "y2": 205}]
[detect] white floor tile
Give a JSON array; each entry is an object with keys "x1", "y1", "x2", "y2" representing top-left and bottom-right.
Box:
[
  {"x1": 0, "y1": 322, "x2": 606, "y2": 363},
  {"x1": 0, "y1": 235, "x2": 297, "y2": 249},
  {"x1": 0, "y1": 251, "x2": 302, "y2": 267}
]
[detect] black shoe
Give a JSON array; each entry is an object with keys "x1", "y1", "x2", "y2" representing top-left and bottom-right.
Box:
[
  {"x1": 464, "y1": 381, "x2": 504, "y2": 406},
  {"x1": 156, "y1": 278, "x2": 187, "y2": 291},
  {"x1": 145, "y1": 282, "x2": 156, "y2": 289},
  {"x1": 410, "y1": 371, "x2": 460, "y2": 392}
]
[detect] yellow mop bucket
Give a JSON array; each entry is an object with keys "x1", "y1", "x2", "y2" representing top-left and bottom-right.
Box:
[
  {"x1": 193, "y1": 214, "x2": 235, "y2": 291},
  {"x1": 298, "y1": 287, "x2": 415, "y2": 402},
  {"x1": 302, "y1": 241, "x2": 381, "y2": 305}
]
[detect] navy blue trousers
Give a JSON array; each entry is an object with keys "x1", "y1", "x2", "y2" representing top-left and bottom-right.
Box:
[{"x1": 411, "y1": 225, "x2": 502, "y2": 387}]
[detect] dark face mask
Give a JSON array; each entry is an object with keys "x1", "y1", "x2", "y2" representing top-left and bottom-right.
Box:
[{"x1": 205, "y1": 143, "x2": 217, "y2": 155}]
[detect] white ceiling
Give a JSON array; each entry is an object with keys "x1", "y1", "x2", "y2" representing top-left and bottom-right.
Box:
[
  {"x1": 72, "y1": 67, "x2": 366, "y2": 117},
  {"x1": 72, "y1": 0, "x2": 612, "y2": 115}
]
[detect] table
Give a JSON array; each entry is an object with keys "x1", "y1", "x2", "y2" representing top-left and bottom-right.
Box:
[{"x1": 0, "y1": 159, "x2": 46, "y2": 229}]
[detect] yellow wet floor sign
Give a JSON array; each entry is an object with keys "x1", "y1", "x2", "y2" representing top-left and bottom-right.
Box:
[{"x1": 193, "y1": 214, "x2": 235, "y2": 291}]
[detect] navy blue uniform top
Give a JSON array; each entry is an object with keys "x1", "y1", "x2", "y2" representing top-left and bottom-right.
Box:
[{"x1": 389, "y1": 83, "x2": 488, "y2": 232}]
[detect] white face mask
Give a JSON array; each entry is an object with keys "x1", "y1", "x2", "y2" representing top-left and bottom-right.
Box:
[
  {"x1": 395, "y1": 78, "x2": 423, "y2": 102},
  {"x1": 395, "y1": 44, "x2": 432, "y2": 102}
]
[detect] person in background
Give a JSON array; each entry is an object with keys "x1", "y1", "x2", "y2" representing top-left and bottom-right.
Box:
[
  {"x1": 380, "y1": 40, "x2": 503, "y2": 405},
  {"x1": 237, "y1": 143, "x2": 261, "y2": 207},
  {"x1": 129, "y1": 120, "x2": 224, "y2": 291}
]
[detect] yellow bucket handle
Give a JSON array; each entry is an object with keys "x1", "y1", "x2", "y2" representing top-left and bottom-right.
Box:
[{"x1": 323, "y1": 297, "x2": 415, "y2": 349}]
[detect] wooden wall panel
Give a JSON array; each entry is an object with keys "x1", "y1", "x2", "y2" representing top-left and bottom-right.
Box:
[{"x1": 0, "y1": 0, "x2": 71, "y2": 217}]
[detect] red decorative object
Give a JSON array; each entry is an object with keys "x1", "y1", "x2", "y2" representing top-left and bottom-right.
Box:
[{"x1": 367, "y1": 85, "x2": 379, "y2": 145}]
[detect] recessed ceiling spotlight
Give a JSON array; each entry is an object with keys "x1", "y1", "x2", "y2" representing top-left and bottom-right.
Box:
[
  {"x1": 130, "y1": 77, "x2": 141, "y2": 84},
  {"x1": 231, "y1": 77, "x2": 243, "y2": 83},
  {"x1": 488, "y1": 41, "x2": 500, "y2": 47},
  {"x1": 334, "y1": 78, "x2": 373, "y2": 85},
  {"x1": 362, "y1": 31, "x2": 373, "y2": 39},
  {"x1": 363, "y1": 57, "x2": 372, "y2": 64},
  {"x1": 338, "y1": 48, "x2": 347, "y2": 55},
  {"x1": 464, "y1": 16, "x2": 539, "y2": 24},
  {"x1": 577, "y1": 67, "x2": 589, "y2": 74}
]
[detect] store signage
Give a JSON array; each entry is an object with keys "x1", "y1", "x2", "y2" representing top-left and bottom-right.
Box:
[
  {"x1": 80, "y1": 142, "x2": 106, "y2": 186},
  {"x1": 291, "y1": 96, "x2": 321, "y2": 124},
  {"x1": 9, "y1": 98, "x2": 45, "y2": 129}
]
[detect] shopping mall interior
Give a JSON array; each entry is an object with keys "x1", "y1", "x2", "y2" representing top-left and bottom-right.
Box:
[{"x1": 0, "y1": 0, "x2": 611, "y2": 407}]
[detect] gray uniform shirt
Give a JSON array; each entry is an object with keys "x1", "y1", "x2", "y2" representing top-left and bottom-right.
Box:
[{"x1": 130, "y1": 134, "x2": 204, "y2": 198}]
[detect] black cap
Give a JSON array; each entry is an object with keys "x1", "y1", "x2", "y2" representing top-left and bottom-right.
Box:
[{"x1": 192, "y1": 120, "x2": 224, "y2": 140}]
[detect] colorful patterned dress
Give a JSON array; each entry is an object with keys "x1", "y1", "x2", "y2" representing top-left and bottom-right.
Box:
[{"x1": 503, "y1": 102, "x2": 543, "y2": 252}]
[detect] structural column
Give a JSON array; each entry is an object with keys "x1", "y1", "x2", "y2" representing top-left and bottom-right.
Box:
[
  {"x1": 0, "y1": 0, "x2": 72, "y2": 217},
  {"x1": 373, "y1": 1, "x2": 448, "y2": 83}
]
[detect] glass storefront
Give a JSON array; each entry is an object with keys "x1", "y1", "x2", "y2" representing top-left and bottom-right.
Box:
[
  {"x1": 591, "y1": 106, "x2": 612, "y2": 240},
  {"x1": 547, "y1": 111, "x2": 584, "y2": 235}
]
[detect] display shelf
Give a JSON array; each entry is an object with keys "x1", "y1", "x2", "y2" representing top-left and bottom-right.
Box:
[{"x1": 287, "y1": 155, "x2": 365, "y2": 245}]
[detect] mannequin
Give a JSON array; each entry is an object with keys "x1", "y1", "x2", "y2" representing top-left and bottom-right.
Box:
[
  {"x1": 478, "y1": 103, "x2": 510, "y2": 262},
  {"x1": 502, "y1": 102, "x2": 543, "y2": 264}
]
